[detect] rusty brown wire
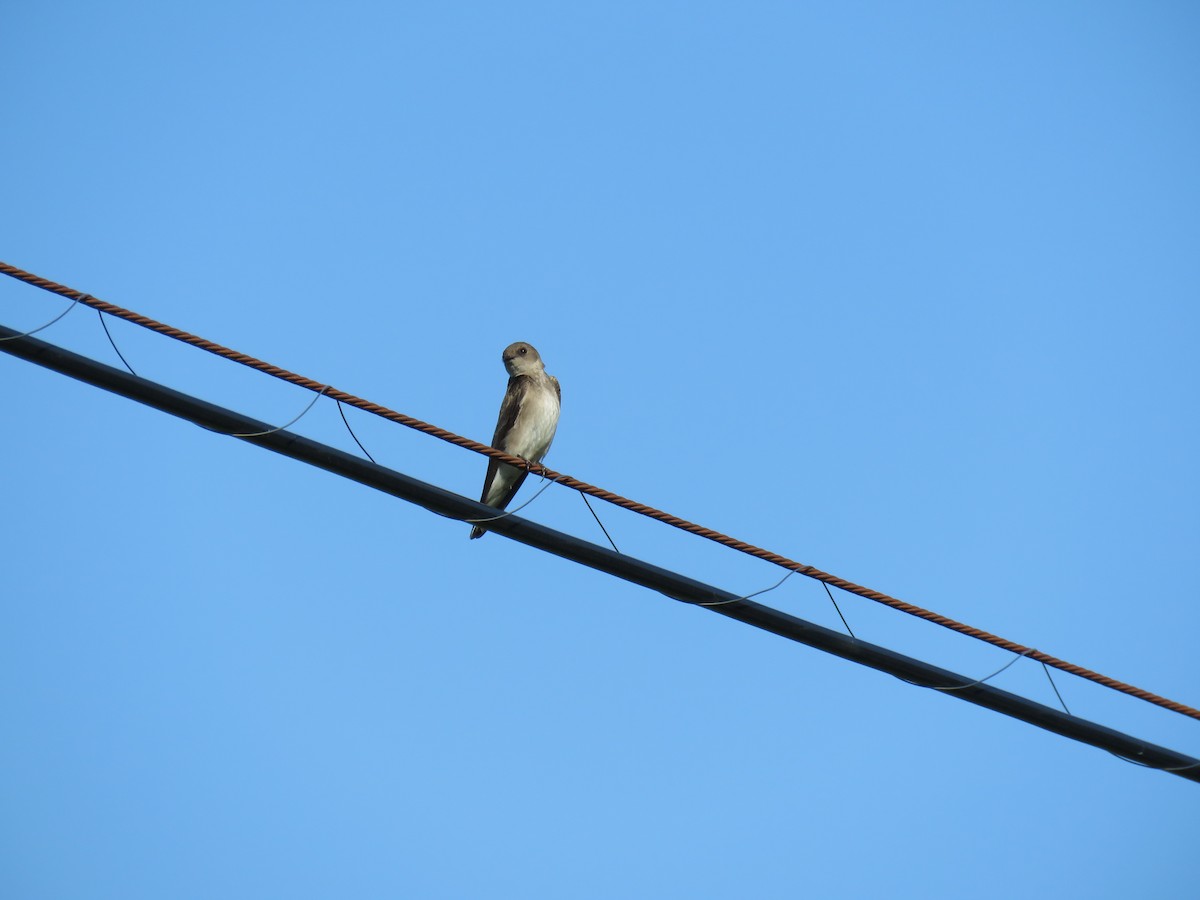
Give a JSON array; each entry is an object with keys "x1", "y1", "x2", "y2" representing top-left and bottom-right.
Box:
[{"x1": 4, "y1": 259, "x2": 1198, "y2": 723}]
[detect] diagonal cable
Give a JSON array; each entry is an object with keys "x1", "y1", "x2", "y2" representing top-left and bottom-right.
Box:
[
  {"x1": 4, "y1": 320, "x2": 1198, "y2": 783},
  {"x1": 2, "y1": 259, "x2": 1197, "y2": 723}
]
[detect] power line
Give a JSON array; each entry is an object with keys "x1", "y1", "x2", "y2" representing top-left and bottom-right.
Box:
[
  {"x1": 3, "y1": 322, "x2": 1197, "y2": 782},
  {"x1": 2, "y1": 260, "x2": 1198, "y2": 725}
]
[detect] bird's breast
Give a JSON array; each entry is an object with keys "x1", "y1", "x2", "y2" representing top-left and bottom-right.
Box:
[{"x1": 505, "y1": 383, "x2": 560, "y2": 462}]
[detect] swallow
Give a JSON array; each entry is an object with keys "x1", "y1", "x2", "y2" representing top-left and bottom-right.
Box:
[{"x1": 470, "y1": 341, "x2": 561, "y2": 539}]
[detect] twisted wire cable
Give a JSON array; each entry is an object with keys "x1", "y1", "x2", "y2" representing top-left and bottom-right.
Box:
[{"x1": 3, "y1": 259, "x2": 1196, "y2": 722}]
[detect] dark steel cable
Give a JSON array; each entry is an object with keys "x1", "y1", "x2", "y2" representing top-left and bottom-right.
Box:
[
  {"x1": 4, "y1": 322, "x2": 1199, "y2": 783},
  {"x1": 2, "y1": 260, "x2": 1197, "y2": 723}
]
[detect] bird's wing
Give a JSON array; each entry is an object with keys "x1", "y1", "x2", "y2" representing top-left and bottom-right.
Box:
[
  {"x1": 489, "y1": 376, "x2": 527, "y2": 450},
  {"x1": 478, "y1": 376, "x2": 529, "y2": 508}
]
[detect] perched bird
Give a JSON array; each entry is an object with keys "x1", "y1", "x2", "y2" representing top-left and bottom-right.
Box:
[{"x1": 470, "y1": 341, "x2": 561, "y2": 539}]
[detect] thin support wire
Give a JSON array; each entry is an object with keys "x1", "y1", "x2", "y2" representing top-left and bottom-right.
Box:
[
  {"x1": 894, "y1": 647, "x2": 1034, "y2": 691},
  {"x1": 1041, "y1": 661, "x2": 1072, "y2": 716},
  {"x1": 580, "y1": 492, "x2": 619, "y2": 553},
  {"x1": 337, "y1": 400, "x2": 377, "y2": 464},
  {"x1": 1115, "y1": 755, "x2": 1200, "y2": 773},
  {"x1": 696, "y1": 567, "x2": 799, "y2": 608},
  {"x1": 464, "y1": 472, "x2": 561, "y2": 525},
  {"x1": 0, "y1": 293, "x2": 81, "y2": 342},
  {"x1": 929, "y1": 647, "x2": 1034, "y2": 692},
  {"x1": 822, "y1": 582, "x2": 856, "y2": 638},
  {"x1": 203, "y1": 385, "x2": 330, "y2": 438},
  {"x1": 697, "y1": 570, "x2": 857, "y2": 638},
  {"x1": 1041, "y1": 662, "x2": 1200, "y2": 775},
  {"x1": 98, "y1": 310, "x2": 138, "y2": 376},
  {"x1": 1128, "y1": 763, "x2": 1200, "y2": 777}
]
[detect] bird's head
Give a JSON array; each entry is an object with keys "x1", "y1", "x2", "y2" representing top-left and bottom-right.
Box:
[{"x1": 502, "y1": 341, "x2": 545, "y2": 376}]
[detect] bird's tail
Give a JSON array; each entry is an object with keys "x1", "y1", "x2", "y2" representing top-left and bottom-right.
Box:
[{"x1": 469, "y1": 525, "x2": 486, "y2": 540}]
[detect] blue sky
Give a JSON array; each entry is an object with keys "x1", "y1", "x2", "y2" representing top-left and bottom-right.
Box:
[{"x1": 3, "y1": 2, "x2": 1198, "y2": 897}]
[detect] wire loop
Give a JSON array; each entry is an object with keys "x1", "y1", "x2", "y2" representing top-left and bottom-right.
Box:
[
  {"x1": 0, "y1": 293, "x2": 81, "y2": 341},
  {"x1": 895, "y1": 647, "x2": 1035, "y2": 692},
  {"x1": 695, "y1": 568, "x2": 799, "y2": 608},
  {"x1": 930, "y1": 647, "x2": 1035, "y2": 691},
  {"x1": 463, "y1": 471, "x2": 561, "y2": 525},
  {"x1": 200, "y1": 385, "x2": 330, "y2": 438}
]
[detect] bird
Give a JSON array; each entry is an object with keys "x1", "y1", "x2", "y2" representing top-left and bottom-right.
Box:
[{"x1": 470, "y1": 341, "x2": 561, "y2": 539}]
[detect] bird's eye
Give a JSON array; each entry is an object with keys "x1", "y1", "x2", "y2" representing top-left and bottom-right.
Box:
[{"x1": 519, "y1": 347, "x2": 527, "y2": 355}]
